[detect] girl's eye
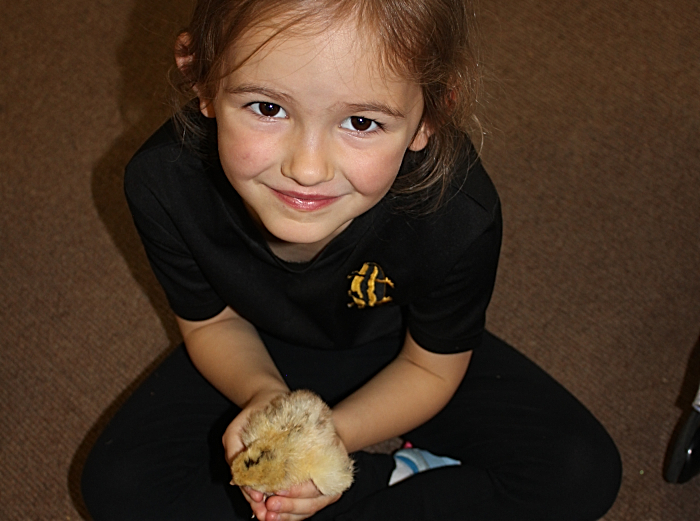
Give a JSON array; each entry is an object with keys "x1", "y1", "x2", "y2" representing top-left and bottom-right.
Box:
[
  {"x1": 340, "y1": 116, "x2": 380, "y2": 133},
  {"x1": 249, "y1": 102, "x2": 287, "y2": 119}
]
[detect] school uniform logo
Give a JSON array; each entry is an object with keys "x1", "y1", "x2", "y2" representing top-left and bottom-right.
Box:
[{"x1": 347, "y1": 262, "x2": 394, "y2": 308}]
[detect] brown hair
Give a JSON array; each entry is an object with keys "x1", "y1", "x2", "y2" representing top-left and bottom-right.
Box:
[{"x1": 173, "y1": 0, "x2": 481, "y2": 212}]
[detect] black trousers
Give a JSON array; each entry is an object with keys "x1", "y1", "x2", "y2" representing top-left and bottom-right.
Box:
[{"x1": 81, "y1": 332, "x2": 621, "y2": 520}]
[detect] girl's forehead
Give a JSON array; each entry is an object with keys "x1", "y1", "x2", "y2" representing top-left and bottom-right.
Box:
[
  {"x1": 227, "y1": 30, "x2": 421, "y2": 111},
  {"x1": 225, "y1": 16, "x2": 409, "y2": 88}
]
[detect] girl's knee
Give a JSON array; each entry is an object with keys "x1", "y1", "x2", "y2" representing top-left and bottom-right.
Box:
[
  {"x1": 542, "y1": 426, "x2": 622, "y2": 520},
  {"x1": 80, "y1": 445, "x2": 146, "y2": 519}
]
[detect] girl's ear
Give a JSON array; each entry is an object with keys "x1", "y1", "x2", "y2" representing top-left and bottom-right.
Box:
[
  {"x1": 408, "y1": 121, "x2": 431, "y2": 152},
  {"x1": 175, "y1": 32, "x2": 216, "y2": 118}
]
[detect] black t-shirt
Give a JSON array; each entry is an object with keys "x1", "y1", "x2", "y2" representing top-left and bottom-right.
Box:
[{"x1": 124, "y1": 119, "x2": 502, "y2": 354}]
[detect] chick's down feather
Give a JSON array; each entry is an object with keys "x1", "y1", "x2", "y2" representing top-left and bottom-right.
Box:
[{"x1": 230, "y1": 390, "x2": 354, "y2": 496}]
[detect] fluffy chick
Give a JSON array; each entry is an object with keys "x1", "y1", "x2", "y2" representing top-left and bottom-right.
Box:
[{"x1": 230, "y1": 390, "x2": 354, "y2": 496}]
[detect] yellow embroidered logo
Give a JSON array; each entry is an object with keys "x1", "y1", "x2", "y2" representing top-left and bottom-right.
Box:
[{"x1": 347, "y1": 262, "x2": 394, "y2": 309}]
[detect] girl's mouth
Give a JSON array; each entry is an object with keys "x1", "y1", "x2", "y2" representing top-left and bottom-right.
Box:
[{"x1": 272, "y1": 189, "x2": 341, "y2": 211}]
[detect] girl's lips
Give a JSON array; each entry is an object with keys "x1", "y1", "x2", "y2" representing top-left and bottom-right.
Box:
[{"x1": 272, "y1": 189, "x2": 341, "y2": 211}]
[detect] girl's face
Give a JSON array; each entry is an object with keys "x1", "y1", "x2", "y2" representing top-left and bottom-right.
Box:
[{"x1": 200, "y1": 22, "x2": 429, "y2": 259}]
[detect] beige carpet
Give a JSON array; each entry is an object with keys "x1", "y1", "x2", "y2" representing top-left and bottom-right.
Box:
[{"x1": 2, "y1": 0, "x2": 699, "y2": 518}]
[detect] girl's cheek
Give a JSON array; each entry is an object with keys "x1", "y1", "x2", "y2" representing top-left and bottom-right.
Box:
[
  {"x1": 344, "y1": 149, "x2": 405, "y2": 195},
  {"x1": 220, "y1": 132, "x2": 279, "y2": 179}
]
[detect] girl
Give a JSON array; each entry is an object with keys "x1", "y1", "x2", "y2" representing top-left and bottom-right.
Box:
[{"x1": 81, "y1": 1, "x2": 622, "y2": 519}]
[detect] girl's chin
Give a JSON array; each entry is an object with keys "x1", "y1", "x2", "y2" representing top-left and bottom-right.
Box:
[
  {"x1": 267, "y1": 228, "x2": 335, "y2": 247},
  {"x1": 264, "y1": 219, "x2": 352, "y2": 247}
]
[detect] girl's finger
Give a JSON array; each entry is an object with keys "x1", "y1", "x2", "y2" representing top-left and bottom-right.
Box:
[
  {"x1": 274, "y1": 481, "x2": 320, "y2": 499},
  {"x1": 241, "y1": 488, "x2": 268, "y2": 520},
  {"x1": 265, "y1": 492, "x2": 340, "y2": 518},
  {"x1": 243, "y1": 486, "x2": 266, "y2": 502}
]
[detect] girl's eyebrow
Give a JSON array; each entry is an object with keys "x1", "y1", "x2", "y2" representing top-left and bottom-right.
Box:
[
  {"x1": 343, "y1": 102, "x2": 406, "y2": 119},
  {"x1": 225, "y1": 83, "x2": 405, "y2": 119},
  {"x1": 224, "y1": 84, "x2": 294, "y2": 105}
]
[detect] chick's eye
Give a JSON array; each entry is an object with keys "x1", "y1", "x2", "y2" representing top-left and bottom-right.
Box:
[
  {"x1": 341, "y1": 116, "x2": 380, "y2": 133},
  {"x1": 250, "y1": 102, "x2": 286, "y2": 118}
]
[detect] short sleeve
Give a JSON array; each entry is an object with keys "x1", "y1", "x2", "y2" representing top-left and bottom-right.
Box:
[
  {"x1": 407, "y1": 200, "x2": 502, "y2": 354},
  {"x1": 124, "y1": 154, "x2": 227, "y2": 321}
]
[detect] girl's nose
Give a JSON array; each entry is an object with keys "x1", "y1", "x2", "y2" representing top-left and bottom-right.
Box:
[{"x1": 281, "y1": 131, "x2": 334, "y2": 186}]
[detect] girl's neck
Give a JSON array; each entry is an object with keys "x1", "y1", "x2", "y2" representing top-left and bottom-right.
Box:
[
  {"x1": 266, "y1": 235, "x2": 328, "y2": 263},
  {"x1": 258, "y1": 219, "x2": 353, "y2": 264},
  {"x1": 242, "y1": 201, "x2": 352, "y2": 263}
]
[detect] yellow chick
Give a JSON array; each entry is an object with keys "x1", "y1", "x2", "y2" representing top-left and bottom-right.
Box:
[{"x1": 230, "y1": 390, "x2": 354, "y2": 496}]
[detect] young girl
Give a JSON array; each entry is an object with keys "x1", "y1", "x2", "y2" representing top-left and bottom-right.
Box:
[{"x1": 81, "y1": 1, "x2": 622, "y2": 519}]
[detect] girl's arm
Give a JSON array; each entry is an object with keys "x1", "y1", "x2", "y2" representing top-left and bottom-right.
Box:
[
  {"x1": 258, "y1": 332, "x2": 471, "y2": 520},
  {"x1": 332, "y1": 331, "x2": 472, "y2": 453},
  {"x1": 176, "y1": 306, "x2": 290, "y2": 461},
  {"x1": 178, "y1": 307, "x2": 340, "y2": 521},
  {"x1": 179, "y1": 314, "x2": 469, "y2": 521}
]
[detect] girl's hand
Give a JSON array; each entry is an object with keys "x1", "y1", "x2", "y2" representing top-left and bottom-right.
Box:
[
  {"x1": 222, "y1": 389, "x2": 287, "y2": 464},
  {"x1": 243, "y1": 482, "x2": 341, "y2": 521}
]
